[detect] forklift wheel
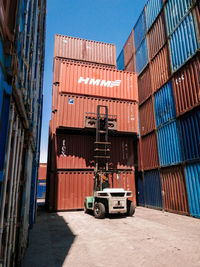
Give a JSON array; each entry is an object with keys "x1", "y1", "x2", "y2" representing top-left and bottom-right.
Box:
[
  {"x1": 127, "y1": 200, "x2": 135, "y2": 216},
  {"x1": 94, "y1": 202, "x2": 105, "y2": 219}
]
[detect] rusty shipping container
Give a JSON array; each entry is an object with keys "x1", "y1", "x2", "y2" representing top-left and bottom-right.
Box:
[
  {"x1": 53, "y1": 134, "x2": 135, "y2": 170},
  {"x1": 141, "y1": 132, "x2": 159, "y2": 170},
  {"x1": 172, "y1": 54, "x2": 200, "y2": 116},
  {"x1": 53, "y1": 170, "x2": 136, "y2": 211},
  {"x1": 147, "y1": 11, "x2": 167, "y2": 60},
  {"x1": 137, "y1": 137, "x2": 143, "y2": 171},
  {"x1": 53, "y1": 57, "x2": 116, "y2": 84},
  {"x1": 54, "y1": 94, "x2": 139, "y2": 134},
  {"x1": 123, "y1": 30, "x2": 135, "y2": 69},
  {"x1": 139, "y1": 97, "x2": 156, "y2": 136},
  {"x1": 54, "y1": 34, "x2": 117, "y2": 66},
  {"x1": 150, "y1": 44, "x2": 171, "y2": 92},
  {"x1": 38, "y1": 164, "x2": 47, "y2": 180},
  {"x1": 138, "y1": 66, "x2": 152, "y2": 105},
  {"x1": 124, "y1": 58, "x2": 136, "y2": 73},
  {"x1": 58, "y1": 61, "x2": 138, "y2": 101},
  {"x1": 160, "y1": 166, "x2": 189, "y2": 215}
]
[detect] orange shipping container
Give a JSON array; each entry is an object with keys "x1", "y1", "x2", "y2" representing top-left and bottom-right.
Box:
[
  {"x1": 54, "y1": 170, "x2": 136, "y2": 211},
  {"x1": 139, "y1": 97, "x2": 156, "y2": 136},
  {"x1": 150, "y1": 44, "x2": 171, "y2": 92},
  {"x1": 138, "y1": 66, "x2": 152, "y2": 105},
  {"x1": 58, "y1": 62, "x2": 138, "y2": 101},
  {"x1": 160, "y1": 166, "x2": 189, "y2": 215},
  {"x1": 38, "y1": 164, "x2": 47, "y2": 180},
  {"x1": 54, "y1": 34, "x2": 117, "y2": 66},
  {"x1": 123, "y1": 30, "x2": 135, "y2": 68},
  {"x1": 55, "y1": 94, "x2": 139, "y2": 134},
  {"x1": 124, "y1": 58, "x2": 136, "y2": 73}
]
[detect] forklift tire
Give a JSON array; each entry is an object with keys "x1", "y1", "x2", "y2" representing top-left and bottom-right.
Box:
[
  {"x1": 84, "y1": 200, "x2": 88, "y2": 214},
  {"x1": 127, "y1": 200, "x2": 135, "y2": 216},
  {"x1": 94, "y1": 202, "x2": 105, "y2": 219}
]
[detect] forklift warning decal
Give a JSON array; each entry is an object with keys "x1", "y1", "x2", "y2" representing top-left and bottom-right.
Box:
[
  {"x1": 78, "y1": 77, "x2": 121, "y2": 88},
  {"x1": 68, "y1": 98, "x2": 74, "y2": 104}
]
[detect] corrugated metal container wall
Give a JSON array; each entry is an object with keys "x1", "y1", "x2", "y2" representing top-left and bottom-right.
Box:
[
  {"x1": 157, "y1": 120, "x2": 182, "y2": 166},
  {"x1": 184, "y1": 162, "x2": 200, "y2": 218},
  {"x1": 164, "y1": 0, "x2": 194, "y2": 36},
  {"x1": 59, "y1": 62, "x2": 138, "y2": 101},
  {"x1": 56, "y1": 94, "x2": 139, "y2": 134},
  {"x1": 137, "y1": 138, "x2": 143, "y2": 171},
  {"x1": 172, "y1": 54, "x2": 200, "y2": 116},
  {"x1": 55, "y1": 134, "x2": 135, "y2": 170},
  {"x1": 117, "y1": 50, "x2": 124, "y2": 71},
  {"x1": 141, "y1": 132, "x2": 159, "y2": 170},
  {"x1": 179, "y1": 109, "x2": 200, "y2": 161},
  {"x1": 169, "y1": 11, "x2": 200, "y2": 73},
  {"x1": 136, "y1": 173, "x2": 145, "y2": 206},
  {"x1": 144, "y1": 170, "x2": 163, "y2": 209},
  {"x1": 38, "y1": 164, "x2": 47, "y2": 180},
  {"x1": 135, "y1": 38, "x2": 149, "y2": 74},
  {"x1": 124, "y1": 58, "x2": 135, "y2": 73},
  {"x1": 134, "y1": 8, "x2": 147, "y2": 51},
  {"x1": 139, "y1": 97, "x2": 156, "y2": 136},
  {"x1": 146, "y1": 0, "x2": 163, "y2": 30},
  {"x1": 160, "y1": 166, "x2": 189, "y2": 215},
  {"x1": 150, "y1": 44, "x2": 171, "y2": 92},
  {"x1": 56, "y1": 171, "x2": 94, "y2": 210},
  {"x1": 123, "y1": 30, "x2": 135, "y2": 68},
  {"x1": 52, "y1": 85, "x2": 59, "y2": 112},
  {"x1": 154, "y1": 80, "x2": 176, "y2": 127},
  {"x1": 56, "y1": 171, "x2": 136, "y2": 210},
  {"x1": 147, "y1": 11, "x2": 167, "y2": 60},
  {"x1": 138, "y1": 66, "x2": 152, "y2": 105},
  {"x1": 54, "y1": 34, "x2": 117, "y2": 66},
  {"x1": 53, "y1": 57, "x2": 117, "y2": 84}
]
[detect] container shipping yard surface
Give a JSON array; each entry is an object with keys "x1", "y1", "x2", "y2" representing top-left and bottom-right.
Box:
[{"x1": 1, "y1": 0, "x2": 200, "y2": 266}]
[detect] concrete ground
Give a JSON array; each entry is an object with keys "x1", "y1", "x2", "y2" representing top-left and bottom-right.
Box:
[{"x1": 22, "y1": 206, "x2": 200, "y2": 267}]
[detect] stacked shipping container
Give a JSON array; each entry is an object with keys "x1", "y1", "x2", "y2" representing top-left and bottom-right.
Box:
[
  {"x1": 0, "y1": 0, "x2": 46, "y2": 265},
  {"x1": 118, "y1": 0, "x2": 200, "y2": 218},
  {"x1": 47, "y1": 35, "x2": 139, "y2": 211}
]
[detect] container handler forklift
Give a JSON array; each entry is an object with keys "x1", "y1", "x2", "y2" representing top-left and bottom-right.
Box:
[{"x1": 84, "y1": 105, "x2": 135, "y2": 219}]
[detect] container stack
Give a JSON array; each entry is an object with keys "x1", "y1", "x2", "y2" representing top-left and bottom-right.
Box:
[
  {"x1": 37, "y1": 164, "x2": 47, "y2": 199},
  {"x1": 117, "y1": 0, "x2": 200, "y2": 218},
  {"x1": 46, "y1": 35, "x2": 139, "y2": 211}
]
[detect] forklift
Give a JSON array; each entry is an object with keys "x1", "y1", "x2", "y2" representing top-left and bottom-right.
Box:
[{"x1": 84, "y1": 105, "x2": 135, "y2": 219}]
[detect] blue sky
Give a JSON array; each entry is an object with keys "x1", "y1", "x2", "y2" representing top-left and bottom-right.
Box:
[{"x1": 40, "y1": 0, "x2": 147, "y2": 163}]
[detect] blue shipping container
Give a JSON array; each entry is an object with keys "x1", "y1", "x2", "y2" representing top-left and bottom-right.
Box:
[
  {"x1": 136, "y1": 174, "x2": 145, "y2": 206},
  {"x1": 37, "y1": 180, "x2": 46, "y2": 199},
  {"x1": 164, "y1": 0, "x2": 193, "y2": 36},
  {"x1": 135, "y1": 38, "x2": 149, "y2": 74},
  {"x1": 146, "y1": 0, "x2": 163, "y2": 30},
  {"x1": 117, "y1": 49, "x2": 124, "y2": 71},
  {"x1": 179, "y1": 109, "x2": 200, "y2": 162},
  {"x1": 154, "y1": 80, "x2": 176, "y2": 128},
  {"x1": 134, "y1": 8, "x2": 147, "y2": 51},
  {"x1": 185, "y1": 162, "x2": 200, "y2": 218},
  {"x1": 169, "y1": 11, "x2": 200, "y2": 73},
  {"x1": 157, "y1": 120, "x2": 182, "y2": 166},
  {"x1": 144, "y1": 170, "x2": 163, "y2": 209}
]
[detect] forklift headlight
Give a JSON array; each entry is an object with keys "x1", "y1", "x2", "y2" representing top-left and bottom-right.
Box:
[
  {"x1": 97, "y1": 193, "x2": 108, "y2": 196},
  {"x1": 126, "y1": 192, "x2": 132, "y2": 197}
]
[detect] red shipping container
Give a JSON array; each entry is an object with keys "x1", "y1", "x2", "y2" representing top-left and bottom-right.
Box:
[
  {"x1": 52, "y1": 84, "x2": 59, "y2": 112},
  {"x1": 137, "y1": 137, "x2": 143, "y2": 171},
  {"x1": 55, "y1": 94, "x2": 139, "y2": 134},
  {"x1": 139, "y1": 97, "x2": 156, "y2": 136},
  {"x1": 147, "y1": 11, "x2": 167, "y2": 60},
  {"x1": 160, "y1": 166, "x2": 189, "y2": 215},
  {"x1": 55, "y1": 170, "x2": 136, "y2": 211},
  {"x1": 53, "y1": 57, "x2": 116, "y2": 84},
  {"x1": 138, "y1": 66, "x2": 152, "y2": 105},
  {"x1": 141, "y1": 132, "x2": 159, "y2": 170},
  {"x1": 124, "y1": 57, "x2": 136, "y2": 73},
  {"x1": 38, "y1": 164, "x2": 47, "y2": 180},
  {"x1": 123, "y1": 30, "x2": 135, "y2": 68},
  {"x1": 172, "y1": 54, "x2": 200, "y2": 116},
  {"x1": 55, "y1": 134, "x2": 135, "y2": 170},
  {"x1": 150, "y1": 44, "x2": 171, "y2": 92},
  {"x1": 54, "y1": 34, "x2": 117, "y2": 66},
  {"x1": 58, "y1": 61, "x2": 138, "y2": 101}
]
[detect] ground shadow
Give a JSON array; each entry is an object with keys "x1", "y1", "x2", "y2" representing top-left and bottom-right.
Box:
[{"x1": 22, "y1": 206, "x2": 75, "y2": 267}]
